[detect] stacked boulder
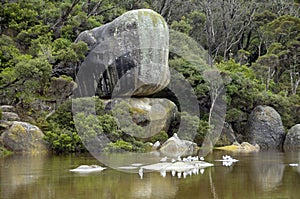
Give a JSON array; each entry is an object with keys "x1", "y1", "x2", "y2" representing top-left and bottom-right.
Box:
[{"x1": 74, "y1": 9, "x2": 177, "y2": 141}]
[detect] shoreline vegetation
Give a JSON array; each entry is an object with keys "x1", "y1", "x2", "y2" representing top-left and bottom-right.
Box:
[{"x1": 0, "y1": 1, "x2": 299, "y2": 154}]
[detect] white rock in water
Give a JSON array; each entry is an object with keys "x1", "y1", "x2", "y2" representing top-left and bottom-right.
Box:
[
  {"x1": 215, "y1": 155, "x2": 238, "y2": 163},
  {"x1": 160, "y1": 170, "x2": 167, "y2": 178},
  {"x1": 131, "y1": 163, "x2": 143, "y2": 167},
  {"x1": 70, "y1": 165, "x2": 106, "y2": 173},
  {"x1": 118, "y1": 166, "x2": 138, "y2": 170},
  {"x1": 171, "y1": 170, "x2": 176, "y2": 176},
  {"x1": 160, "y1": 156, "x2": 168, "y2": 162},
  {"x1": 138, "y1": 168, "x2": 144, "y2": 179},
  {"x1": 142, "y1": 162, "x2": 173, "y2": 171},
  {"x1": 289, "y1": 163, "x2": 299, "y2": 167}
]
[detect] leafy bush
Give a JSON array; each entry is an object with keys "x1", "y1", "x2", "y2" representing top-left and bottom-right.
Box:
[
  {"x1": 104, "y1": 139, "x2": 146, "y2": 152},
  {"x1": 147, "y1": 130, "x2": 169, "y2": 144},
  {"x1": 44, "y1": 97, "x2": 152, "y2": 153},
  {"x1": 177, "y1": 111, "x2": 210, "y2": 145},
  {"x1": 105, "y1": 140, "x2": 134, "y2": 152},
  {"x1": 44, "y1": 128, "x2": 84, "y2": 153},
  {"x1": 44, "y1": 97, "x2": 106, "y2": 153}
]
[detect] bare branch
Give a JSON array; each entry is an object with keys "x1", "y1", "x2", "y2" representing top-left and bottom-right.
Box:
[
  {"x1": 87, "y1": 0, "x2": 104, "y2": 18},
  {"x1": 51, "y1": 0, "x2": 80, "y2": 35}
]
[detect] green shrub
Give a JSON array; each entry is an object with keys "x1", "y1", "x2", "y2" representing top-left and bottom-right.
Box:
[
  {"x1": 147, "y1": 130, "x2": 169, "y2": 143},
  {"x1": 44, "y1": 97, "x2": 150, "y2": 153},
  {"x1": 105, "y1": 140, "x2": 134, "y2": 152},
  {"x1": 178, "y1": 112, "x2": 209, "y2": 145},
  {"x1": 44, "y1": 126, "x2": 85, "y2": 153}
]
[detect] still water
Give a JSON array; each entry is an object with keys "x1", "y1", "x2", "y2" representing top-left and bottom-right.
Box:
[{"x1": 1, "y1": 150, "x2": 299, "y2": 199}]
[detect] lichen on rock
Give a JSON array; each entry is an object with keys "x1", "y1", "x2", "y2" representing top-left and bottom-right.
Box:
[
  {"x1": 2, "y1": 121, "x2": 47, "y2": 153},
  {"x1": 74, "y1": 9, "x2": 170, "y2": 98}
]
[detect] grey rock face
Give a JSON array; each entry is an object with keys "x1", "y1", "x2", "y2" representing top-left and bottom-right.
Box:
[
  {"x1": 284, "y1": 124, "x2": 300, "y2": 150},
  {"x1": 159, "y1": 133, "x2": 198, "y2": 157},
  {"x1": 216, "y1": 122, "x2": 236, "y2": 146},
  {"x1": 2, "y1": 112, "x2": 20, "y2": 121},
  {"x1": 245, "y1": 106, "x2": 285, "y2": 150},
  {"x1": 0, "y1": 105, "x2": 15, "y2": 112},
  {"x1": 2, "y1": 121, "x2": 47, "y2": 153},
  {"x1": 75, "y1": 9, "x2": 170, "y2": 97}
]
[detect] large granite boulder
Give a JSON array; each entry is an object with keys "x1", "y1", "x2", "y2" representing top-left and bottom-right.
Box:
[
  {"x1": 284, "y1": 124, "x2": 300, "y2": 150},
  {"x1": 159, "y1": 133, "x2": 198, "y2": 157},
  {"x1": 106, "y1": 98, "x2": 177, "y2": 138},
  {"x1": 2, "y1": 121, "x2": 47, "y2": 153},
  {"x1": 245, "y1": 106, "x2": 285, "y2": 150},
  {"x1": 75, "y1": 9, "x2": 170, "y2": 97}
]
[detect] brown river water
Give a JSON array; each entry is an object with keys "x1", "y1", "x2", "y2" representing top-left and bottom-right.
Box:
[{"x1": 1, "y1": 150, "x2": 299, "y2": 199}]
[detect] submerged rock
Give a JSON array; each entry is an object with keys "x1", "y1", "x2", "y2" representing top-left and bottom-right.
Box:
[
  {"x1": 216, "y1": 142, "x2": 260, "y2": 153},
  {"x1": 2, "y1": 121, "x2": 47, "y2": 153},
  {"x1": 245, "y1": 106, "x2": 285, "y2": 150},
  {"x1": 70, "y1": 165, "x2": 106, "y2": 173},
  {"x1": 75, "y1": 9, "x2": 170, "y2": 97},
  {"x1": 284, "y1": 124, "x2": 300, "y2": 150},
  {"x1": 159, "y1": 133, "x2": 198, "y2": 157}
]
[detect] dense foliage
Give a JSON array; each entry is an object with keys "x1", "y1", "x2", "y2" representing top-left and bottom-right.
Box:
[{"x1": 0, "y1": 0, "x2": 299, "y2": 152}]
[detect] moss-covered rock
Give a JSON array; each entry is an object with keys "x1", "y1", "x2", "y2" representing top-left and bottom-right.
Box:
[
  {"x1": 0, "y1": 146, "x2": 13, "y2": 156},
  {"x1": 106, "y1": 98, "x2": 177, "y2": 139},
  {"x1": 215, "y1": 142, "x2": 260, "y2": 153},
  {"x1": 2, "y1": 121, "x2": 48, "y2": 153}
]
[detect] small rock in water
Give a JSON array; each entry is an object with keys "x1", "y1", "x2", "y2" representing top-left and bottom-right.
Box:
[
  {"x1": 160, "y1": 170, "x2": 167, "y2": 178},
  {"x1": 289, "y1": 163, "x2": 299, "y2": 167},
  {"x1": 223, "y1": 161, "x2": 233, "y2": 167},
  {"x1": 183, "y1": 172, "x2": 187, "y2": 178},
  {"x1": 177, "y1": 172, "x2": 182, "y2": 178},
  {"x1": 171, "y1": 170, "x2": 176, "y2": 176},
  {"x1": 70, "y1": 165, "x2": 106, "y2": 173},
  {"x1": 138, "y1": 168, "x2": 143, "y2": 179},
  {"x1": 215, "y1": 155, "x2": 238, "y2": 163},
  {"x1": 160, "y1": 156, "x2": 168, "y2": 162},
  {"x1": 131, "y1": 163, "x2": 143, "y2": 167}
]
